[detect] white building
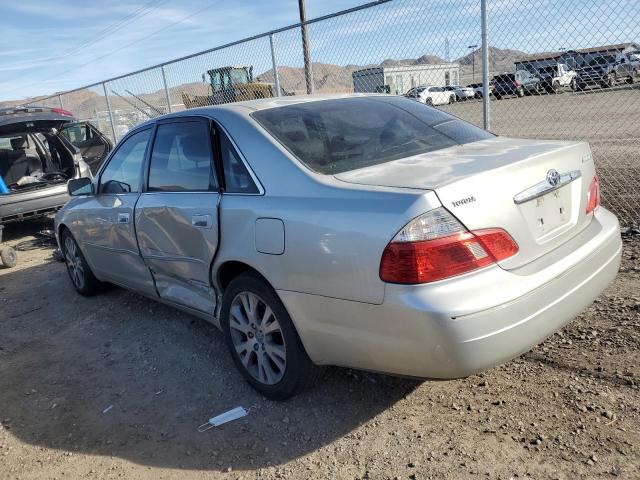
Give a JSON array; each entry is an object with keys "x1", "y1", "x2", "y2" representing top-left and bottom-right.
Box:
[{"x1": 352, "y1": 64, "x2": 460, "y2": 95}]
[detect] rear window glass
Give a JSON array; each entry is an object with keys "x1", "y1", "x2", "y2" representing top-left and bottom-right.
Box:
[
  {"x1": 251, "y1": 97, "x2": 493, "y2": 175},
  {"x1": 495, "y1": 74, "x2": 514, "y2": 82}
]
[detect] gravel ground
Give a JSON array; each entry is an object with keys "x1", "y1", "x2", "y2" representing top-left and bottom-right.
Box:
[{"x1": 0, "y1": 218, "x2": 638, "y2": 480}]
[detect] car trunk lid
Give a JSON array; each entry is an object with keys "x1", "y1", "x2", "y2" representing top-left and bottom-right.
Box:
[
  {"x1": 0, "y1": 106, "x2": 77, "y2": 135},
  {"x1": 334, "y1": 136, "x2": 596, "y2": 269}
]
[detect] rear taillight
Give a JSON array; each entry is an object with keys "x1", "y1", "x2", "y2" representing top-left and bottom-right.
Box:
[
  {"x1": 514, "y1": 80, "x2": 522, "y2": 87},
  {"x1": 51, "y1": 107, "x2": 74, "y2": 116},
  {"x1": 586, "y1": 175, "x2": 600, "y2": 214},
  {"x1": 380, "y1": 208, "x2": 518, "y2": 284}
]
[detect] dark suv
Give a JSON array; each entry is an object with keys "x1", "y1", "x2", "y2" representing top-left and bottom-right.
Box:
[
  {"x1": 0, "y1": 107, "x2": 111, "y2": 224},
  {"x1": 576, "y1": 54, "x2": 638, "y2": 90},
  {"x1": 492, "y1": 71, "x2": 540, "y2": 99}
]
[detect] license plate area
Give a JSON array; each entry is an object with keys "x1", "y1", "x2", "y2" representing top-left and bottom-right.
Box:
[{"x1": 520, "y1": 187, "x2": 571, "y2": 240}]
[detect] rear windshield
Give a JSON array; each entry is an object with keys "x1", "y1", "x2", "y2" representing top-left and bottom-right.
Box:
[
  {"x1": 494, "y1": 74, "x2": 514, "y2": 82},
  {"x1": 251, "y1": 97, "x2": 493, "y2": 174}
]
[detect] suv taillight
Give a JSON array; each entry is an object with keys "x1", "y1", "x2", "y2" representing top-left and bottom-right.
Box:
[
  {"x1": 586, "y1": 175, "x2": 600, "y2": 214},
  {"x1": 51, "y1": 107, "x2": 73, "y2": 117},
  {"x1": 379, "y1": 208, "x2": 518, "y2": 284},
  {"x1": 514, "y1": 80, "x2": 522, "y2": 87}
]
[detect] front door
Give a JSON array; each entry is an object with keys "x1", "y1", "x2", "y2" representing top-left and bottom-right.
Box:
[
  {"x1": 79, "y1": 127, "x2": 156, "y2": 295},
  {"x1": 135, "y1": 117, "x2": 220, "y2": 314}
]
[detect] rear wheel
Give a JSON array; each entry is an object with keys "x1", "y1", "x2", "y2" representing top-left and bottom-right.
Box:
[
  {"x1": 221, "y1": 273, "x2": 317, "y2": 400},
  {"x1": 61, "y1": 230, "x2": 102, "y2": 296},
  {"x1": 516, "y1": 87, "x2": 525, "y2": 97},
  {"x1": 552, "y1": 81, "x2": 560, "y2": 93},
  {"x1": 425, "y1": 97, "x2": 433, "y2": 106}
]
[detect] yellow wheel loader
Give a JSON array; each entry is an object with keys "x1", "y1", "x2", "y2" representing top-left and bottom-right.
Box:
[{"x1": 181, "y1": 66, "x2": 279, "y2": 109}]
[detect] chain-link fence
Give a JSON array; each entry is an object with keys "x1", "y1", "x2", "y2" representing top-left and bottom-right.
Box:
[{"x1": 25, "y1": 0, "x2": 640, "y2": 227}]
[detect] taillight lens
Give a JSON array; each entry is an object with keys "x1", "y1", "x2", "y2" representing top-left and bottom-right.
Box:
[
  {"x1": 514, "y1": 80, "x2": 522, "y2": 87},
  {"x1": 586, "y1": 175, "x2": 600, "y2": 214},
  {"x1": 51, "y1": 107, "x2": 74, "y2": 116},
  {"x1": 380, "y1": 208, "x2": 518, "y2": 284}
]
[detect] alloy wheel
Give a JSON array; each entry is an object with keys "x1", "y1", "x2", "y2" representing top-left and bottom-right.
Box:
[
  {"x1": 229, "y1": 291, "x2": 287, "y2": 385},
  {"x1": 64, "y1": 236, "x2": 85, "y2": 290}
]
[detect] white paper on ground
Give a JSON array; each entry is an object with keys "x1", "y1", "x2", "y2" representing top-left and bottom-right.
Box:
[{"x1": 198, "y1": 406, "x2": 249, "y2": 432}]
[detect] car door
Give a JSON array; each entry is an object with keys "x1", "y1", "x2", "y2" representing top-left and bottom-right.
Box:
[
  {"x1": 135, "y1": 117, "x2": 220, "y2": 314},
  {"x1": 77, "y1": 127, "x2": 157, "y2": 295},
  {"x1": 60, "y1": 121, "x2": 113, "y2": 173}
]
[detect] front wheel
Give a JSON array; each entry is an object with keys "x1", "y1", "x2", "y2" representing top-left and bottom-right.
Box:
[
  {"x1": 221, "y1": 273, "x2": 317, "y2": 400},
  {"x1": 61, "y1": 230, "x2": 103, "y2": 296}
]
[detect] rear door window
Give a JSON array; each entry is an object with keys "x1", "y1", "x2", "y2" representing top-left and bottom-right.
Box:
[
  {"x1": 252, "y1": 97, "x2": 493, "y2": 174},
  {"x1": 147, "y1": 120, "x2": 216, "y2": 192},
  {"x1": 219, "y1": 132, "x2": 258, "y2": 194}
]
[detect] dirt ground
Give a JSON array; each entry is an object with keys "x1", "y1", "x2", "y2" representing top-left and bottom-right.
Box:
[{"x1": 0, "y1": 218, "x2": 638, "y2": 480}]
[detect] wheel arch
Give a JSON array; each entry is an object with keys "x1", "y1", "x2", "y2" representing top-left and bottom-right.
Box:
[{"x1": 215, "y1": 259, "x2": 272, "y2": 293}]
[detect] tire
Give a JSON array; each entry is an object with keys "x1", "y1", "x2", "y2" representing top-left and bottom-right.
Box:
[
  {"x1": 516, "y1": 87, "x2": 525, "y2": 97},
  {"x1": 602, "y1": 74, "x2": 614, "y2": 88},
  {"x1": 61, "y1": 229, "x2": 103, "y2": 296},
  {"x1": 220, "y1": 272, "x2": 318, "y2": 400},
  {"x1": 627, "y1": 70, "x2": 636, "y2": 84},
  {"x1": 0, "y1": 246, "x2": 17, "y2": 268},
  {"x1": 425, "y1": 97, "x2": 433, "y2": 106},
  {"x1": 552, "y1": 81, "x2": 560, "y2": 93},
  {"x1": 570, "y1": 78, "x2": 577, "y2": 91},
  {"x1": 448, "y1": 95, "x2": 454, "y2": 104}
]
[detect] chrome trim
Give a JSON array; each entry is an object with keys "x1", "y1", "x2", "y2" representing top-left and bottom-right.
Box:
[{"x1": 513, "y1": 170, "x2": 581, "y2": 205}]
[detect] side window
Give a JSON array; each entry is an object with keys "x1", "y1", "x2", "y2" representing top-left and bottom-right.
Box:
[
  {"x1": 148, "y1": 121, "x2": 216, "y2": 192},
  {"x1": 219, "y1": 132, "x2": 258, "y2": 194},
  {"x1": 99, "y1": 129, "x2": 151, "y2": 194}
]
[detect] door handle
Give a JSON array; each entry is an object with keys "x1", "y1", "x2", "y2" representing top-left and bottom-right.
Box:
[
  {"x1": 191, "y1": 214, "x2": 212, "y2": 228},
  {"x1": 117, "y1": 212, "x2": 130, "y2": 224}
]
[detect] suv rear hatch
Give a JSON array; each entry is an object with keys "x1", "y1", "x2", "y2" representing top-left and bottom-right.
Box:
[
  {"x1": 334, "y1": 136, "x2": 596, "y2": 270},
  {"x1": 0, "y1": 106, "x2": 76, "y2": 135}
]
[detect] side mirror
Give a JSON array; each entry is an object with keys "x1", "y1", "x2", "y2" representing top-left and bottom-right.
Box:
[{"x1": 68, "y1": 177, "x2": 93, "y2": 196}]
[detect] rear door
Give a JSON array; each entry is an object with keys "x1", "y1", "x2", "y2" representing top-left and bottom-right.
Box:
[
  {"x1": 61, "y1": 121, "x2": 113, "y2": 173},
  {"x1": 135, "y1": 117, "x2": 220, "y2": 314}
]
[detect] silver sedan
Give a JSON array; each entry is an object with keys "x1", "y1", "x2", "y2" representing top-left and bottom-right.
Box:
[{"x1": 55, "y1": 94, "x2": 622, "y2": 399}]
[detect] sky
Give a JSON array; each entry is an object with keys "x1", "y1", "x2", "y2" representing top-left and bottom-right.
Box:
[{"x1": 1, "y1": 0, "x2": 638, "y2": 101}]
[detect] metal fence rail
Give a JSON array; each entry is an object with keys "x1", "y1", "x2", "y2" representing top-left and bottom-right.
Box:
[{"x1": 26, "y1": 0, "x2": 640, "y2": 227}]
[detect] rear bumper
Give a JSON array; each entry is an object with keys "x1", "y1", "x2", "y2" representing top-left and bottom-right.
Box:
[
  {"x1": 279, "y1": 207, "x2": 621, "y2": 378},
  {"x1": 0, "y1": 184, "x2": 69, "y2": 224}
]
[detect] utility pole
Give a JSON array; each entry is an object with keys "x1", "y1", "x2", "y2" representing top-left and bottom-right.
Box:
[
  {"x1": 468, "y1": 44, "x2": 478, "y2": 82},
  {"x1": 298, "y1": 0, "x2": 314, "y2": 94}
]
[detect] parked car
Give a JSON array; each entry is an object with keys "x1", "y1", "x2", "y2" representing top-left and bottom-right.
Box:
[
  {"x1": 537, "y1": 63, "x2": 577, "y2": 93},
  {"x1": 467, "y1": 82, "x2": 492, "y2": 98},
  {"x1": 575, "y1": 53, "x2": 638, "y2": 90},
  {"x1": 55, "y1": 94, "x2": 621, "y2": 399},
  {"x1": 492, "y1": 70, "x2": 540, "y2": 99},
  {"x1": 444, "y1": 85, "x2": 475, "y2": 101},
  {"x1": 405, "y1": 85, "x2": 455, "y2": 105},
  {"x1": 0, "y1": 106, "x2": 111, "y2": 224}
]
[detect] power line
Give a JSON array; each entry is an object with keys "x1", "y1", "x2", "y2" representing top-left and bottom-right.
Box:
[
  {"x1": 63, "y1": 0, "x2": 169, "y2": 55},
  {"x1": 10, "y1": 1, "x2": 220, "y2": 98}
]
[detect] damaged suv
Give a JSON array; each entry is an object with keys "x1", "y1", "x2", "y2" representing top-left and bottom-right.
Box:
[{"x1": 0, "y1": 106, "x2": 111, "y2": 224}]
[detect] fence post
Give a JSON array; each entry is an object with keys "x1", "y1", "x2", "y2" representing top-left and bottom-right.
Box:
[
  {"x1": 298, "y1": 0, "x2": 314, "y2": 94},
  {"x1": 58, "y1": 94, "x2": 64, "y2": 109},
  {"x1": 102, "y1": 82, "x2": 118, "y2": 143},
  {"x1": 269, "y1": 34, "x2": 282, "y2": 97},
  {"x1": 161, "y1": 65, "x2": 172, "y2": 113},
  {"x1": 481, "y1": 0, "x2": 490, "y2": 130}
]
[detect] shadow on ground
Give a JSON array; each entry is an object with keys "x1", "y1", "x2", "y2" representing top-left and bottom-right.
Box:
[{"x1": 0, "y1": 252, "x2": 419, "y2": 471}]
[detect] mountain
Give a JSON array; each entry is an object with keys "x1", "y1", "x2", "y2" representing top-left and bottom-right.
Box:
[
  {"x1": 455, "y1": 46, "x2": 528, "y2": 76},
  {"x1": 1, "y1": 46, "x2": 529, "y2": 113}
]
